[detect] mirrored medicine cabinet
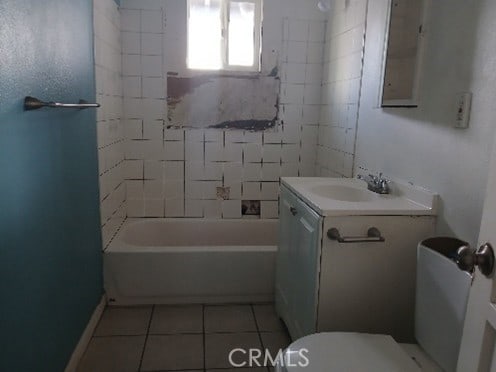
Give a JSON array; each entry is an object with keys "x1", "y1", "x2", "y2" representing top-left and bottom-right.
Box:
[{"x1": 380, "y1": 0, "x2": 428, "y2": 107}]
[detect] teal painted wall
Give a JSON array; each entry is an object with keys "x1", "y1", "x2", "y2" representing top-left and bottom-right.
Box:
[{"x1": 0, "y1": 0, "x2": 103, "y2": 371}]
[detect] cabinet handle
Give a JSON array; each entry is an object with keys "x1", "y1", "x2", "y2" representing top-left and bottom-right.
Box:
[
  {"x1": 327, "y1": 227, "x2": 385, "y2": 243},
  {"x1": 289, "y1": 206, "x2": 298, "y2": 216}
]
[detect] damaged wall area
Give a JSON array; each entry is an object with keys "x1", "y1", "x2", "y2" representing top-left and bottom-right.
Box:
[
  {"x1": 167, "y1": 73, "x2": 280, "y2": 130},
  {"x1": 120, "y1": 0, "x2": 326, "y2": 219}
]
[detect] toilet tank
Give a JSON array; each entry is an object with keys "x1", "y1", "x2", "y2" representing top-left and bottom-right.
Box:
[{"x1": 415, "y1": 238, "x2": 472, "y2": 372}]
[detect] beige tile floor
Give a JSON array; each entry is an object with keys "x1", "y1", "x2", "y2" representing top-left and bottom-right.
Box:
[{"x1": 77, "y1": 304, "x2": 291, "y2": 372}]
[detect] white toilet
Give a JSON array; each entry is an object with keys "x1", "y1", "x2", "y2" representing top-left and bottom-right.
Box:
[{"x1": 276, "y1": 238, "x2": 472, "y2": 372}]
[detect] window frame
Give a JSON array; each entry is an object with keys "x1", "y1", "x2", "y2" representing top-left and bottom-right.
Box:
[{"x1": 187, "y1": 0, "x2": 263, "y2": 72}]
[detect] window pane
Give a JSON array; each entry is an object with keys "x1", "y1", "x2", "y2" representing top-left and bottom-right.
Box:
[
  {"x1": 228, "y1": 2, "x2": 255, "y2": 67},
  {"x1": 188, "y1": 0, "x2": 223, "y2": 70}
]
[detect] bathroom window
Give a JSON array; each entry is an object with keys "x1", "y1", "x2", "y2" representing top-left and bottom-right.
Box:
[{"x1": 187, "y1": 0, "x2": 262, "y2": 71}]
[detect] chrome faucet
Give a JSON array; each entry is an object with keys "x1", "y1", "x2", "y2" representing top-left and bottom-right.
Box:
[{"x1": 357, "y1": 172, "x2": 390, "y2": 194}]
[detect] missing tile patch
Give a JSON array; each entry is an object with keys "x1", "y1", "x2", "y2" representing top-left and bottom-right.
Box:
[
  {"x1": 216, "y1": 187, "x2": 231, "y2": 200},
  {"x1": 242, "y1": 200, "x2": 261, "y2": 216},
  {"x1": 167, "y1": 73, "x2": 280, "y2": 130}
]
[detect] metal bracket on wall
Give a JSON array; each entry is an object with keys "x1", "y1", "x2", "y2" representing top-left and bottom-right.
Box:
[{"x1": 24, "y1": 96, "x2": 100, "y2": 111}]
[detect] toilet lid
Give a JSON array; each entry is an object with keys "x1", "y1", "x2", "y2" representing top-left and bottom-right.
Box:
[{"x1": 279, "y1": 332, "x2": 421, "y2": 372}]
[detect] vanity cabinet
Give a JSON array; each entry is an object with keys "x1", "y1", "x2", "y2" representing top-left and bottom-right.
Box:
[{"x1": 275, "y1": 184, "x2": 436, "y2": 343}]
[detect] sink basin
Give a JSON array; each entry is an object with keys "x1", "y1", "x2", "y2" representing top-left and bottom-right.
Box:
[{"x1": 309, "y1": 185, "x2": 377, "y2": 202}]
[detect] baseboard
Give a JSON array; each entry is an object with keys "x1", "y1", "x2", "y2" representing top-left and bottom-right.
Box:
[{"x1": 65, "y1": 295, "x2": 106, "y2": 372}]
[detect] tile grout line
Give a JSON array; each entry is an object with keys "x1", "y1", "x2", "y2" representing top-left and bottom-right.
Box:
[
  {"x1": 250, "y1": 304, "x2": 271, "y2": 372},
  {"x1": 138, "y1": 305, "x2": 155, "y2": 371},
  {"x1": 202, "y1": 304, "x2": 206, "y2": 372}
]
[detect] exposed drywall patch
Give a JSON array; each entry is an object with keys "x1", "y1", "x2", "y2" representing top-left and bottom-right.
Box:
[
  {"x1": 167, "y1": 75, "x2": 214, "y2": 104},
  {"x1": 167, "y1": 73, "x2": 280, "y2": 130}
]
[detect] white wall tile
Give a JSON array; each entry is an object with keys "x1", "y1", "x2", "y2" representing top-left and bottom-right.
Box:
[
  {"x1": 263, "y1": 144, "x2": 282, "y2": 163},
  {"x1": 143, "y1": 119, "x2": 163, "y2": 140},
  {"x1": 282, "y1": 144, "x2": 300, "y2": 163},
  {"x1": 124, "y1": 119, "x2": 143, "y2": 139},
  {"x1": 164, "y1": 161, "x2": 184, "y2": 180},
  {"x1": 122, "y1": 32, "x2": 140, "y2": 54},
  {"x1": 222, "y1": 200, "x2": 242, "y2": 218},
  {"x1": 185, "y1": 199, "x2": 203, "y2": 217},
  {"x1": 261, "y1": 201, "x2": 279, "y2": 219},
  {"x1": 144, "y1": 199, "x2": 164, "y2": 217},
  {"x1": 164, "y1": 180, "x2": 184, "y2": 199},
  {"x1": 243, "y1": 163, "x2": 262, "y2": 182},
  {"x1": 123, "y1": 76, "x2": 141, "y2": 98},
  {"x1": 242, "y1": 182, "x2": 261, "y2": 200},
  {"x1": 141, "y1": 10, "x2": 163, "y2": 33},
  {"x1": 164, "y1": 141, "x2": 184, "y2": 160},
  {"x1": 288, "y1": 20, "x2": 309, "y2": 41},
  {"x1": 144, "y1": 160, "x2": 162, "y2": 180},
  {"x1": 261, "y1": 182, "x2": 279, "y2": 200},
  {"x1": 185, "y1": 141, "x2": 204, "y2": 162},
  {"x1": 203, "y1": 200, "x2": 222, "y2": 219},
  {"x1": 185, "y1": 180, "x2": 204, "y2": 199},
  {"x1": 95, "y1": 0, "x2": 125, "y2": 243},
  {"x1": 126, "y1": 180, "x2": 144, "y2": 199},
  {"x1": 262, "y1": 163, "x2": 280, "y2": 181},
  {"x1": 125, "y1": 160, "x2": 143, "y2": 179},
  {"x1": 141, "y1": 33, "x2": 162, "y2": 55},
  {"x1": 121, "y1": 9, "x2": 140, "y2": 32},
  {"x1": 287, "y1": 42, "x2": 308, "y2": 63},
  {"x1": 244, "y1": 143, "x2": 262, "y2": 163},
  {"x1": 165, "y1": 198, "x2": 185, "y2": 217},
  {"x1": 141, "y1": 55, "x2": 162, "y2": 77},
  {"x1": 224, "y1": 163, "x2": 243, "y2": 185},
  {"x1": 127, "y1": 199, "x2": 145, "y2": 217},
  {"x1": 144, "y1": 180, "x2": 163, "y2": 198},
  {"x1": 224, "y1": 181, "x2": 242, "y2": 199},
  {"x1": 164, "y1": 129, "x2": 184, "y2": 141},
  {"x1": 204, "y1": 162, "x2": 223, "y2": 180},
  {"x1": 122, "y1": 54, "x2": 141, "y2": 76}
]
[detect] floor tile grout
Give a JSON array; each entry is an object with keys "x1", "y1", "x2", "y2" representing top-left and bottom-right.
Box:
[
  {"x1": 251, "y1": 304, "x2": 272, "y2": 372},
  {"x1": 138, "y1": 304, "x2": 155, "y2": 371},
  {"x1": 202, "y1": 304, "x2": 206, "y2": 372},
  {"x1": 80, "y1": 303, "x2": 288, "y2": 372}
]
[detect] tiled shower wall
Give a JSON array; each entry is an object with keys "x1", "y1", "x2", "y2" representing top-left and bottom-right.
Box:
[
  {"x1": 94, "y1": 0, "x2": 126, "y2": 246},
  {"x1": 119, "y1": 0, "x2": 326, "y2": 219},
  {"x1": 316, "y1": 0, "x2": 367, "y2": 177}
]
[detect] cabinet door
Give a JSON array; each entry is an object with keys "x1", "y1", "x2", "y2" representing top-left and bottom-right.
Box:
[
  {"x1": 275, "y1": 187, "x2": 323, "y2": 340},
  {"x1": 318, "y1": 216, "x2": 435, "y2": 342},
  {"x1": 290, "y1": 197, "x2": 322, "y2": 339},
  {"x1": 275, "y1": 187, "x2": 300, "y2": 324}
]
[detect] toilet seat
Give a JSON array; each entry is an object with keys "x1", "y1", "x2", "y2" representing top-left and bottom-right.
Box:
[{"x1": 276, "y1": 332, "x2": 421, "y2": 372}]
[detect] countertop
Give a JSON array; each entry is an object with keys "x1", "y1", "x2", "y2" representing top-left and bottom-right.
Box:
[{"x1": 281, "y1": 177, "x2": 438, "y2": 216}]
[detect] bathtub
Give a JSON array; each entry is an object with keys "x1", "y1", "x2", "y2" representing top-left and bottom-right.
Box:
[{"x1": 104, "y1": 218, "x2": 279, "y2": 305}]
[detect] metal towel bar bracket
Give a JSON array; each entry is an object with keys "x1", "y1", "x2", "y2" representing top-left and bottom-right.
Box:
[
  {"x1": 24, "y1": 96, "x2": 100, "y2": 111},
  {"x1": 327, "y1": 227, "x2": 385, "y2": 243}
]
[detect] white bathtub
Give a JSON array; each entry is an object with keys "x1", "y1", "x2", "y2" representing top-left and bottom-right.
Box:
[{"x1": 104, "y1": 218, "x2": 279, "y2": 305}]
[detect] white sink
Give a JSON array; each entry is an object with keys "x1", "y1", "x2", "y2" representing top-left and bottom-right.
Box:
[
  {"x1": 281, "y1": 177, "x2": 438, "y2": 216},
  {"x1": 309, "y1": 184, "x2": 377, "y2": 202}
]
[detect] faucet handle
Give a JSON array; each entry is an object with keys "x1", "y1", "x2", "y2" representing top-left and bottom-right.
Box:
[{"x1": 379, "y1": 178, "x2": 390, "y2": 193}]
